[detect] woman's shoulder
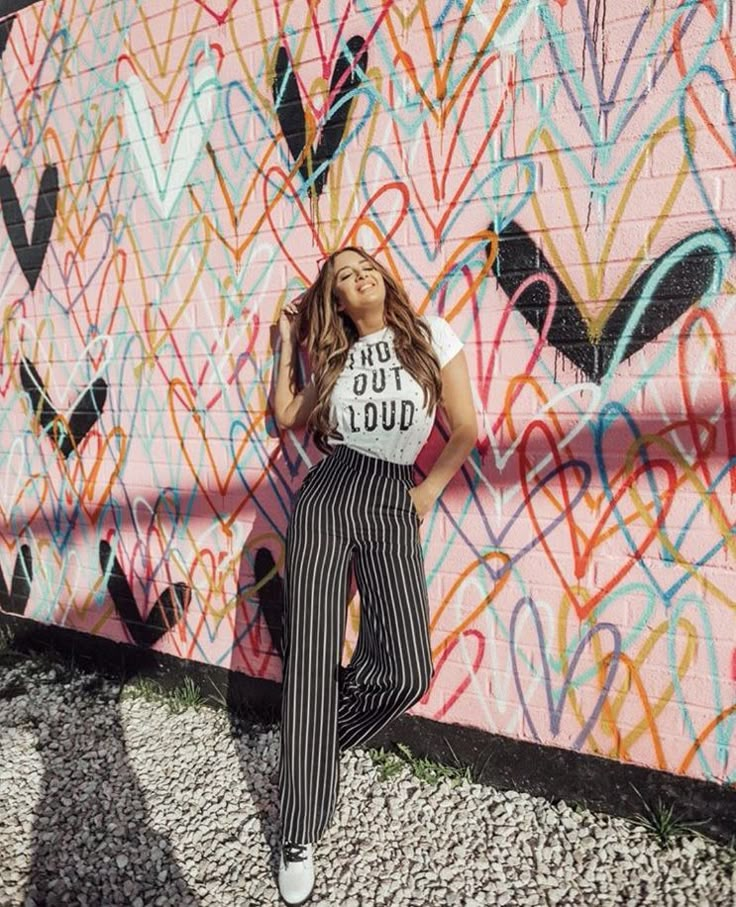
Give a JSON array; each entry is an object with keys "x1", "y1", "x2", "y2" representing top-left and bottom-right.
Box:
[
  {"x1": 420, "y1": 313, "x2": 463, "y2": 366},
  {"x1": 420, "y1": 312, "x2": 457, "y2": 341},
  {"x1": 421, "y1": 313, "x2": 443, "y2": 327}
]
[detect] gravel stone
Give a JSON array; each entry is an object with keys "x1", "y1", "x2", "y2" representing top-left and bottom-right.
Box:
[{"x1": 0, "y1": 656, "x2": 734, "y2": 905}]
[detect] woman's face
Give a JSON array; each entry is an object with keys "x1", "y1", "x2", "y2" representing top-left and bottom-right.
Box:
[{"x1": 331, "y1": 249, "x2": 386, "y2": 322}]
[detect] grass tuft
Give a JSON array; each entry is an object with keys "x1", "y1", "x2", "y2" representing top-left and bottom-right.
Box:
[
  {"x1": 0, "y1": 626, "x2": 24, "y2": 671},
  {"x1": 631, "y1": 787, "x2": 709, "y2": 847},
  {"x1": 167, "y1": 677, "x2": 204, "y2": 713},
  {"x1": 120, "y1": 676, "x2": 163, "y2": 704},
  {"x1": 368, "y1": 741, "x2": 471, "y2": 787},
  {"x1": 367, "y1": 746, "x2": 407, "y2": 782},
  {"x1": 122, "y1": 675, "x2": 205, "y2": 714}
]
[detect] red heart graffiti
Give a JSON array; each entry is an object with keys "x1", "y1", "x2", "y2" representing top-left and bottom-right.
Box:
[
  {"x1": 388, "y1": 54, "x2": 512, "y2": 249},
  {"x1": 194, "y1": 0, "x2": 239, "y2": 25},
  {"x1": 520, "y1": 420, "x2": 678, "y2": 620},
  {"x1": 679, "y1": 307, "x2": 736, "y2": 495},
  {"x1": 420, "y1": 629, "x2": 485, "y2": 722},
  {"x1": 265, "y1": 168, "x2": 410, "y2": 282}
]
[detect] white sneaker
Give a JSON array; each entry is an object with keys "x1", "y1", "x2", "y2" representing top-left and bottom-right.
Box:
[{"x1": 278, "y1": 841, "x2": 314, "y2": 905}]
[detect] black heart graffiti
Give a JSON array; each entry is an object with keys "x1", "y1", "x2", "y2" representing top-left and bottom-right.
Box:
[
  {"x1": 0, "y1": 545, "x2": 32, "y2": 616},
  {"x1": 491, "y1": 221, "x2": 735, "y2": 383},
  {"x1": 0, "y1": 3, "x2": 36, "y2": 20},
  {"x1": 19, "y1": 358, "x2": 108, "y2": 459},
  {"x1": 254, "y1": 546, "x2": 284, "y2": 657},
  {"x1": 0, "y1": 164, "x2": 58, "y2": 292},
  {"x1": 0, "y1": 15, "x2": 14, "y2": 59},
  {"x1": 272, "y1": 36, "x2": 368, "y2": 197},
  {"x1": 99, "y1": 541, "x2": 191, "y2": 649}
]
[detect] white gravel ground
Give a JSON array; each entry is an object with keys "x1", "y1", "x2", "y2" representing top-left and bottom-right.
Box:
[{"x1": 0, "y1": 655, "x2": 734, "y2": 907}]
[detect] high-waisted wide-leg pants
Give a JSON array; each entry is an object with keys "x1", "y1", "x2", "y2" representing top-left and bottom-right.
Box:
[{"x1": 279, "y1": 444, "x2": 433, "y2": 845}]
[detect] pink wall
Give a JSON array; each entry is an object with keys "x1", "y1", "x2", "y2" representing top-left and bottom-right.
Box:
[{"x1": 1, "y1": 0, "x2": 735, "y2": 785}]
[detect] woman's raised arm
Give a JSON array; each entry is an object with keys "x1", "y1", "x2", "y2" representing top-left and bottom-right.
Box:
[{"x1": 273, "y1": 300, "x2": 318, "y2": 430}]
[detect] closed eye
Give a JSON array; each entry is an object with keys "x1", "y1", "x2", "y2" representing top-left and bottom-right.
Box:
[{"x1": 336, "y1": 265, "x2": 374, "y2": 281}]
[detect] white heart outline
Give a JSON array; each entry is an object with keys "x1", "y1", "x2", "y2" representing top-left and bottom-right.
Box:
[{"x1": 121, "y1": 59, "x2": 219, "y2": 218}]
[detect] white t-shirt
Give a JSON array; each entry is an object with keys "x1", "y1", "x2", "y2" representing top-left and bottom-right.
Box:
[{"x1": 329, "y1": 315, "x2": 463, "y2": 465}]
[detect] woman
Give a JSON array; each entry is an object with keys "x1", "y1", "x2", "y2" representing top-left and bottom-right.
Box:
[{"x1": 273, "y1": 246, "x2": 477, "y2": 905}]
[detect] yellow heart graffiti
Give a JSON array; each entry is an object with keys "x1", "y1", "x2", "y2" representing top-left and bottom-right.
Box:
[
  {"x1": 529, "y1": 116, "x2": 693, "y2": 335},
  {"x1": 386, "y1": 0, "x2": 514, "y2": 127},
  {"x1": 168, "y1": 377, "x2": 269, "y2": 535},
  {"x1": 120, "y1": 215, "x2": 211, "y2": 377},
  {"x1": 626, "y1": 433, "x2": 736, "y2": 612},
  {"x1": 116, "y1": 1, "x2": 211, "y2": 107},
  {"x1": 559, "y1": 598, "x2": 698, "y2": 769},
  {"x1": 429, "y1": 550, "x2": 511, "y2": 662}
]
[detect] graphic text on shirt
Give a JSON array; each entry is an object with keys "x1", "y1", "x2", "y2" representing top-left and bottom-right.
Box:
[{"x1": 345, "y1": 338, "x2": 416, "y2": 434}]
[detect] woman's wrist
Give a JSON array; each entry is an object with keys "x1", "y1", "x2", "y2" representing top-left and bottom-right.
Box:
[
  {"x1": 416, "y1": 475, "x2": 443, "y2": 503},
  {"x1": 415, "y1": 425, "x2": 476, "y2": 514},
  {"x1": 278, "y1": 339, "x2": 297, "y2": 382}
]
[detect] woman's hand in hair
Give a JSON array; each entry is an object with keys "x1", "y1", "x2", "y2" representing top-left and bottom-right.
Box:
[{"x1": 274, "y1": 295, "x2": 318, "y2": 430}]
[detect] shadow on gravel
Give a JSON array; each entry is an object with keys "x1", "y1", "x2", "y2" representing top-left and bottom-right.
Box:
[{"x1": 0, "y1": 643, "x2": 201, "y2": 907}]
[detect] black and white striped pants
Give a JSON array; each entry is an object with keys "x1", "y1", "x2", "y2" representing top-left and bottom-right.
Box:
[{"x1": 279, "y1": 444, "x2": 433, "y2": 845}]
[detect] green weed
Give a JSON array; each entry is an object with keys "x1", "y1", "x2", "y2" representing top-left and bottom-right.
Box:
[
  {"x1": 631, "y1": 788, "x2": 709, "y2": 847},
  {"x1": 121, "y1": 676, "x2": 163, "y2": 704},
  {"x1": 368, "y1": 741, "x2": 471, "y2": 787},
  {"x1": 395, "y1": 742, "x2": 471, "y2": 786},
  {"x1": 167, "y1": 676, "x2": 204, "y2": 713},
  {"x1": 367, "y1": 746, "x2": 407, "y2": 782},
  {"x1": 122, "y1": 675, "x2": 205, "y2": 713}
]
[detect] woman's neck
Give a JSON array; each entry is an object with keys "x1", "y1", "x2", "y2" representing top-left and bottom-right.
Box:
[{"x1": 352, "y1": 315, "x2": 386, "y2": 338}]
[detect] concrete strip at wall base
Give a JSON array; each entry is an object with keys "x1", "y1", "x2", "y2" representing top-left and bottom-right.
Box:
[{"x1": 2, "y1": 612, "x2": 734, "y2": 846}]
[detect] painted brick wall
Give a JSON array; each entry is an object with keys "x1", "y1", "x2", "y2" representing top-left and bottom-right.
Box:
[{"x1": 0, "y1": 0, "x2": 734, "y2": 786}]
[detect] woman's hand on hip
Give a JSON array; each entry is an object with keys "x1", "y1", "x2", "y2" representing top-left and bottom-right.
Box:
[{"x1": 408, "y1": 482, "x2": 437, "y2": 523}]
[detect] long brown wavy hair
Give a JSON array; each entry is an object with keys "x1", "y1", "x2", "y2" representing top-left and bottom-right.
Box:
[{"x1": 295, "y1": 246, "x2": 442, "y2": 453}]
